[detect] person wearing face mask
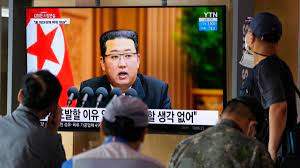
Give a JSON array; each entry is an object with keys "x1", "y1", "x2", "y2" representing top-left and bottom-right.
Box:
[
  {"x1": 62, "y1": 96, "x2": 164, "y2": 168},
  {"x1": 168, "y1": 96, "x2": 274, "y2": 168},
  {"x1": 242, "y1": 12, "x2": 298, "y2": 162}
]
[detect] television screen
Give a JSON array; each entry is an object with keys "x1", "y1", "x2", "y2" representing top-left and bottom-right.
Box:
[{"x1": 26, "y1": 6, "x2": 226, "y2": 134}]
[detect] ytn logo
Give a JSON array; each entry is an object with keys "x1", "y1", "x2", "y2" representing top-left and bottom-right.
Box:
[
  {"x1": 199, "y1": 11, "x2": 218, "y2": 32},
  {"x1": 204, "y1": 12, "x2": 218, "y2": 18}
]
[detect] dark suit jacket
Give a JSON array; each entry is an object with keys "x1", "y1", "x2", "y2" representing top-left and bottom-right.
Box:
[{"x1": 77, "y1": 74, "x2": 171, "y2": 109}]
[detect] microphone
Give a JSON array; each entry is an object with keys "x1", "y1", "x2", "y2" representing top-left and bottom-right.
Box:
[
  {"x1": 66, "y1": 87, "x2": 79, "y2": 107},
  {"x1": 95, "y1": 87, "x2": 108, "y2": 108},
  {"x1": 111, "y1": 88, "x2": 122, "y2": 99},
  {"x1": 80, "y1": 87, "x2": 94, "y2": 107},
  {"x1": 125, "y1": 88, "x2": 138, "y2": 97}
]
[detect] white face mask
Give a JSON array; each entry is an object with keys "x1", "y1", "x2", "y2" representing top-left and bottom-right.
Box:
[{"x1": 239, "y1": 38, "x2": 254, "y2": 68}]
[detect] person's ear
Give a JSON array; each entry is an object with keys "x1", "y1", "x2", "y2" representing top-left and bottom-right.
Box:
[
  {"x1": 99, "y1": 123, "x2": 106, "y2": 138},
  {"x1": 136, "y1": 53, "x2": 140, "y2": 69},
  {"x1": 248, "y1": 32, "x2": 255, "y2": 47},
  {"x1": 41, "y1": 104, "x2": 53, "y2": 118},
  {"x1": 140, "y1": 128, "x2": 147, "y2": 142},
  {"x1": 100, "y1": 56, "x2": 106, "y2": 72},
  {"x1": 17, "y1": 89, "x2": 24, "y2": 104},
  {"x1": 247, "y1": 121, "x2": 257, "y2": 137}
]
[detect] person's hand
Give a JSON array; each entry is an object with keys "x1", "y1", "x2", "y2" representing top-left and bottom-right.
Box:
[
  {"x1": 268, "y1": 147, "x2": 277, "y2": 161},
  {"x1": 46, "y1": 105, "x2": 62, "y2": 135}
]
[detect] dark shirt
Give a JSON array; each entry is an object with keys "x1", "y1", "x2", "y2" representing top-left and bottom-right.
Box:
[
  {"x1": 0, "y1": 105, "x2": 66, "y2": 168},
  {"x1": 252, "y1": 55, "x2": 297, "y2": 144}
]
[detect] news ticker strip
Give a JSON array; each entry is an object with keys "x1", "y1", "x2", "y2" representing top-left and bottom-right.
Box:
[{"x1": 41, "y1": 108, "x2": 219, "y2": 126}]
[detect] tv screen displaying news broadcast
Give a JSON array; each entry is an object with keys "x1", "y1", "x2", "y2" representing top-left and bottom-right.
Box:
[{"x1": 26, "y1": 6, "x2": 226, "y2": 134}]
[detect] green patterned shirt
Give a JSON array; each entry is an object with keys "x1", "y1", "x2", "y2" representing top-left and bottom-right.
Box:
[{"x1": 169, "y1": 119, "x2": 274, "y2": 168}]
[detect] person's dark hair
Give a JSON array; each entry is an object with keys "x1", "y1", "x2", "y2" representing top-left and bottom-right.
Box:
[
  {"x1": 102, "y1": 117, "x2": 146, "y2": 142},
  {"x1": 99, "y1": 30, "x2": 138, "y2": 56},
  {"x1": 222, "y1": 96, "x2": 264, "y2": 122},
  {"x1": 22, "y1": 70, "x2": 62, "y2": 110}
]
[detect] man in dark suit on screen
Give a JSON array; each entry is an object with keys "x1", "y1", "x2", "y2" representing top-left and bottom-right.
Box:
[{"x1": 77, "y1": 29, "x2": 171, "y2": 109}]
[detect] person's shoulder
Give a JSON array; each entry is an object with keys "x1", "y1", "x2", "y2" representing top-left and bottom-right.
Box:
[
  {"x1": 227, "y1": 130, "x2": 267, "y2": 153},
  {"x1": 249, "y1": 138, "x2": 273, "y2": 165},
  {"x1": 250, "y1": 138, "x2": 268, "y2": 151},
  {"x1": 27, "y1": 128, "x2": 55, "y2": 143},
  {"x1": 202, "y1": 124, "x2": 255, "y2": 146},
  {"x1": 169, "y1": 130, "x2": 211, "y2": 168},
  {"x1": 73, "y1": 145, "x2": 104, "y2": 160},
  {"x1": 0, "y1": 114, "x2": 10, "y2": 124},
  {"x1": 138, "y1": 74, "x2": 167, "y2": 87},
  {"x1": 139, "y1": 155, "x2": 165, "y2": 168},
  {"x1": 254, "y1": 56, "x2": 283, "y2": 80},
  {"x1": 0, "y1": 113, "x2": 38, "y2": 140},
  {"x1": 212, "y1": 125, "x2": 269, "y2": 157},
  {"x1": 257, "y1": 55, "x2": 285, "y2": 71},
  {"x1": 273, "y1": 55, "x2": 293, "y2": 73},
  {"x1": 175, "y1": 127, "x2": 212, "y2": 150}
]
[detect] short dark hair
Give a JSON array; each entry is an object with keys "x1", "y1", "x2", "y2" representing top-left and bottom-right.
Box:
[
  {"x1": 99, "y1": 30, "x2": 138, "y2": 56},
  {"x1": 102, "y1": 117, "x2": 146, "y2": 142},
  {"x1": 22, "y1": 70, "x2": 62, "y2": 110},
  {"x1": 222, "y1": 96, "x2": 264, "y2": 122}
]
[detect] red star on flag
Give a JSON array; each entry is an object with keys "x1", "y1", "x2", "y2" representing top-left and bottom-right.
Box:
[{"x1": 27, "y1": 24, "x2": 59, "y2": 70}]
